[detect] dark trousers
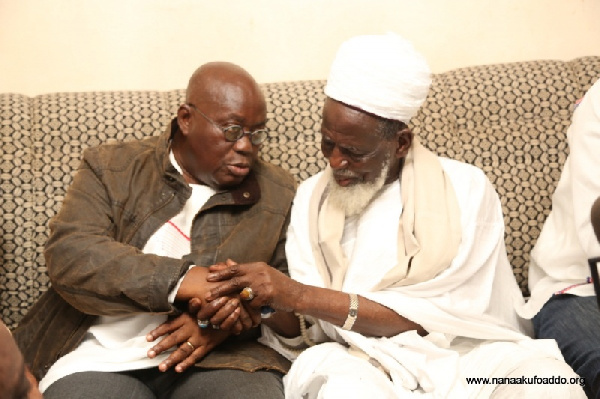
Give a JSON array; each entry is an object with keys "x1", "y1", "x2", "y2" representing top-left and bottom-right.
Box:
[
  {"x1": 534, "y1": 294, "x2": 600, "y2": 399},
  {"x1": 43, "y1": 367, "x2": 284, "y2": 399}
]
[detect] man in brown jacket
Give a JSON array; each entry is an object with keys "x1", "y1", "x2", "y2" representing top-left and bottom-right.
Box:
[{"x1": 14, "y1": 62, "x2": 296, "y2": 399}]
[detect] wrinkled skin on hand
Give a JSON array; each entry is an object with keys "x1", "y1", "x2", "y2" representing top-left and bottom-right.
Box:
[
  {"x1": 147, "y1": 262, "x2": 265, "y2": 373},
  {"x1": 146, "y1": 311, "x2": 229, "y2": 373},
  {"x1": 204, "y1": 260, "x2": 303, "y2": 313},
  {"x1": 192, "y1": 295, "x2": 260, "y2": 334},
  {"x1": 193, "y1": 260, "x2": 262, "y2": 331}
]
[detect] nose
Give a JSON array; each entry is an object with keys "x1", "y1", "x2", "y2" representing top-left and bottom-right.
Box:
[
  {"x1": 232, "y1": 133, "x2": 254, "y2": 154},
  {"x1": 328, "y1": 147, "x2": 349, "y2": 170}
]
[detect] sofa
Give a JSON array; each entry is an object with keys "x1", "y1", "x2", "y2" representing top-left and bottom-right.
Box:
[{"x1": 1, "y1": 56, "x2": 600, "y2": 331}]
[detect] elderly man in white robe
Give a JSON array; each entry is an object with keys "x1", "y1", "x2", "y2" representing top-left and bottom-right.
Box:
[{"x1": 201, "y1": 33, "x2": 585, "y2": 398}]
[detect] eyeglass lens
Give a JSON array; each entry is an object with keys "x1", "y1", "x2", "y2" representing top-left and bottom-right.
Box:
[{"x1": 223, "y1": 126, "x2": 268, "y2": 145}]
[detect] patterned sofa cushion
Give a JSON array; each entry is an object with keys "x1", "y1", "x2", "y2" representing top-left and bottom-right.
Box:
[
  {"x1": 1, "y1": 56, "x2": 599, "y2": 329},
  {"x1": 429, "y1": 58, "x2": 598, "y2": 289},
  {"x1": 1, "y1": 94, "x2": 35, "y2": 327}
]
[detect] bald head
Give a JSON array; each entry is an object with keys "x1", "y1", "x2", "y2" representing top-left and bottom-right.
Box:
[
  {"x1": 186, "y1": 62, "x2": 265, "y2": 106},
  {"x1": 174, "y1": 62, "x2": 267, "y2": 189}
]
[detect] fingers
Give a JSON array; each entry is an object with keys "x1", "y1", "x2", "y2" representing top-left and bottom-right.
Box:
[
  {"x1": 207, "y1": 262, "x2": 228, "y2": 273},
  {"x1": 208, "y1": 298, "x2": 242, "y2": 330},
  {"x1": 231, "y1": 319, "x2": 244, "y2": 335},
  {"x1": 158, "y1": 341, "x2": 201, "y2": 373},
  {"x1": 147, "y1": 314, "x2": 194, "y2": 357},
  {"x1": 205, "y1": 280, "x2": 244, "y2": 301},
  {"x1": 208, "y1": 258, "x2": 237, "y2": 273},
  {"x1": 148, "y1": 330, "x2": 183, "y2": 358},
  {"x1": 195, "y1": 296, "x2": 255, "y2": 334},
  {"x1": 173, "y1": 350, "x2": 202, "y2": 373},
  {"x1": 188, "y1": 297, "x2": 202, "y2": 315},
  {"x1": 215, "y1": 306, "x2": 242, "y2": 332},
  {"x1": 195, "y1": 296, "x2": 229, "y2": 320},
  {"x1": 158, "y1": 329, "x2": 230, "y2": 373},
  {"x1": 146, "y1": 317, "x2": 181, "y2": 342},
  {"x1": 206, "y1": 262, "x2": 242, "y2": 283},
  {"x1": 239, "y1": 302, "x2": 261, "y2": 329}
]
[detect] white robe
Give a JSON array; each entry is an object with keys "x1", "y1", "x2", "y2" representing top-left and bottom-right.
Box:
[
  {"x1": 261, "y1": 157, "x2": 582, "y2": 398},
  {"x1": 519, "y1": 78, "x2": 600, "y2": 319}
]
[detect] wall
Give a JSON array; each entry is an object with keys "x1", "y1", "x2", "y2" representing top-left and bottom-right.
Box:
[{"x1": 0, "y1": 0, "x2": 598, "y2": 96}]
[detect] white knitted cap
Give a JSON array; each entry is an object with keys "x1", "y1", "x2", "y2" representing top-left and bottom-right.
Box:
[{"x1": 324, "y1": 32, "x2": 431, "y2": 123}]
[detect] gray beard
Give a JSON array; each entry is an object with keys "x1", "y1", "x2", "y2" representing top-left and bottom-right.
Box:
[{"x1": 326, "y1": 157, "x2": 392, "y2": 217}]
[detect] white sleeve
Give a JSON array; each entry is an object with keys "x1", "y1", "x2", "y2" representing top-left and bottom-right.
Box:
[
  {"x1": 167, "y1": 265, "x2": 197, "y2": 304},
  {"x1": 568, "y1": 79, "x2": 600, "y2": 256}
]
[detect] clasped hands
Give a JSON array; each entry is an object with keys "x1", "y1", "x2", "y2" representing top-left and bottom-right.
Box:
[{"x1": 146, "y1": 259, "x2": 295, "y2": 373}]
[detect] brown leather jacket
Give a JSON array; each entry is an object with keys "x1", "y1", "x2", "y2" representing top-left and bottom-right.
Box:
[{"x1": 14, "y1": 121, "x2": 296, "y2": 380}]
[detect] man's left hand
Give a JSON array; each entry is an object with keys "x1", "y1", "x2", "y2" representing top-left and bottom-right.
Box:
[
  {"x1": 204, "y1": 260, "x2": 303, "y2": 313},
  {"x1": 146, "y1": 313, "x2": 228, "y2": 372}
]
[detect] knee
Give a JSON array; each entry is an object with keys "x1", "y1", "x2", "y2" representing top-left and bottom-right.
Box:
[{"x1": 534, "y1": 296, "x2": 600, "y2": 340}]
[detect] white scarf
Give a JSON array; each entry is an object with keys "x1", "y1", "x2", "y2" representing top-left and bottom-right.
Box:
[{"x1": 308, "y1": 138, "x2": 462, "y2": 290}]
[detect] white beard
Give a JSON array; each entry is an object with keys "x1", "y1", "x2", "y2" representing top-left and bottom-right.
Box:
[{"x1": 326, "y1": 157, "x2": 392, "y2": 217}]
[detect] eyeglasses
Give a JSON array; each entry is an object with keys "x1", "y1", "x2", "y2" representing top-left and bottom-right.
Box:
[{"x1": 187, "y1": 103, "x2": 268, "y2": 145}]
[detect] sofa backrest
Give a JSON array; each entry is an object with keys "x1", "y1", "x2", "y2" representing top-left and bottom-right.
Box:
[
  {"x1": 1, "y1": 56, "x2": 599, "y2": 329},
  {"x1": 412, "y1": 56, "x2": 600, "y2": 290}
]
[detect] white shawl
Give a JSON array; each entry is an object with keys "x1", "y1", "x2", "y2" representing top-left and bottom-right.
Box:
[{"x1": 309, "y1": 138, "x2": 462, "y2": 290}]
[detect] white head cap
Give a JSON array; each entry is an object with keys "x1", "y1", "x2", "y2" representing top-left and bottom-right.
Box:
[{"x1": 324, "y1": 32, "x2": 431, "y2": 123}]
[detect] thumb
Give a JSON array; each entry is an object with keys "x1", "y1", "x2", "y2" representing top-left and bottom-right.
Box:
[{"x1": 188, "y1": 297, "x2": 202, "y2": 314}]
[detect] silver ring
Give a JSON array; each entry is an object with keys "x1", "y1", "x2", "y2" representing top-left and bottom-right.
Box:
[
  {"x1": 212, "y1": 324, "x2": 220, "y2": 330},
  {"x1": 198, "y1": 320, "x2": 209, "y2": 329},
  {"x1": 240, "y1": 287, "x2": 255, "y2": 301},
  {"x1": 261, "y1": 306, "x2": 276, "y2": 319}
]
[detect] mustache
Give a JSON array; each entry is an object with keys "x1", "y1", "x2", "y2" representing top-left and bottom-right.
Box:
[{"x1": 333, "y1": 169, "x2": 359, "y2": 179}]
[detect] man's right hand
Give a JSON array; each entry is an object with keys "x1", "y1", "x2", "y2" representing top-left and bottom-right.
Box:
[
  {"x1": 191, "y1": 295, "x2": 260, "y2": 334},
  {"x1": 175, "y1": 266, "x2": 213, "y2": 302},
  {"x1": 178, "y1": 263, "x2": 258, "y2": 333}
]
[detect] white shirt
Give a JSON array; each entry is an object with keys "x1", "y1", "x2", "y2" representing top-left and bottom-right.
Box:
[{"x1": 519, "y1": 79, "x2": 600, "y2": 319}]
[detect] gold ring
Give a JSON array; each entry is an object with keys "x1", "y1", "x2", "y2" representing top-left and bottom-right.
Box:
[
  {"x1": 185, "y1": 341, "x2": 195, "y2": 351},
  {"x1": 240, "y1": 287, "x2": 255, "y2": 301}
]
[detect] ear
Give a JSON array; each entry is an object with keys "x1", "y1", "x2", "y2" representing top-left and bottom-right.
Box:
[
  {"x1": 395, "y1": 128, "x2": 413, "y2": 158},
  {"x1": 176, "y1": 104, "x2": 192, "y2": 136}
]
